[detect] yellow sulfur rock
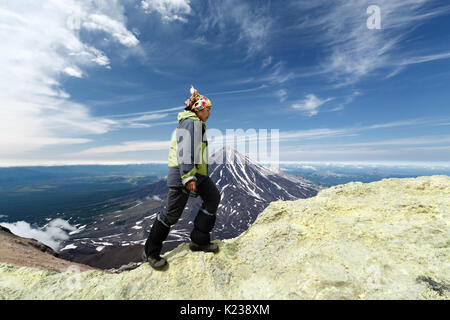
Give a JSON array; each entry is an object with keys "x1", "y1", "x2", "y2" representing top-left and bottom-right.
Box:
[{"x1": 0, "y1": 175, "x2": 449, "y2": 300}]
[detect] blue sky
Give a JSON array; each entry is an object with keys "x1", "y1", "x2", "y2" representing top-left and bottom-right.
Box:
[{"x1": 1, "y1": 0, "x2": 450, "y2": 166}]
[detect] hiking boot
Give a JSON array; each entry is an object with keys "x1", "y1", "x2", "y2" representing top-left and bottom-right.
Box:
[
  {"x1": 189, "y1": 241, "x2": 219, "y2": 253},
  {"x1": 142, "y1": 250, "x2": 167, "y2": 270}
]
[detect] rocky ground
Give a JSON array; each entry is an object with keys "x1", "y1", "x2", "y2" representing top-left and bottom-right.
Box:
[
  {"x1": 0, "y1": 175, "x2": 449, "y2": 299},
  {"x1": 0, "y1": 226, "x2": 95, "y2": 273}
]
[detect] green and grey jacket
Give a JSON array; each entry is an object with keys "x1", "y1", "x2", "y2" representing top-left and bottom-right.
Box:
[{"x1": 167, "y1": 110, "x2": 209, "y2": 188}]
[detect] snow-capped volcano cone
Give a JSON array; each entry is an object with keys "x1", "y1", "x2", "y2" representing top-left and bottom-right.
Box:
[{"x1": 205, "y1": 147, "x2": 319, "y2": 239}]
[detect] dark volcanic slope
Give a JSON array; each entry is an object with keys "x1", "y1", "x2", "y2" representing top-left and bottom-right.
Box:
[
  {"x1": 180, "y1": 147, "x2": 319, "y2": 239},
  {"x1": 60, "y1": 147, "x2": 319, "y2": 268}
]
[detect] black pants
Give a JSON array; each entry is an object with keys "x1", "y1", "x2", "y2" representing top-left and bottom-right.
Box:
[{"x1": 144, "y1": 176, "x2": 220, "y2": 257}]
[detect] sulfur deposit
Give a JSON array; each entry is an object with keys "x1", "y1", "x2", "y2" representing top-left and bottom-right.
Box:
[{"x1": 1, "y1": 175, "x2": 449, "y2": 300}]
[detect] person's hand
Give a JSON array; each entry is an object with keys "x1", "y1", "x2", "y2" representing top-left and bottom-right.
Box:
[{"x1": 185, "y1": 180, "x2": 197, "y2": 193}]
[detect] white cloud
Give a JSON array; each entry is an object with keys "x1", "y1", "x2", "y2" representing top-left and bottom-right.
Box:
[
  {"x1": 300, "y1": 165, "x2": 317, "y2": 171},
  {"x1": 0, "y1": 159, "x2": 168, "y2": 167},
  {"x1": 237, "y1": 6, "x2": 272, "y2": 55},
  {"x1": 0, "y1": 1, "x2": 139, "y2": 158},
  {"x1": 279, "y1": 128, "x2": 357, "y2": 142},
  {"x1": 397, "y1": 52, "x2": 450, "y2": 66},
  {"x1": 63, "y1": 66, "x2": 83, "y2": 78},
  {"x1": 105, "y1": 106, "x2": 184, "y2": 118},
  {"x1": 279, "y1": 118, "x2": 450, "y2": 142},
  {"x1": 291, "y1": 94, "x2": 334, "y2": 116},
  {"x1": 326, "y1": 90, "x2": 361, "y2": 112},
  {"x1": 207, "y1": 85, "x2": 267, "y2": 96},
  {"x1": 141, "y1": 0, "x2": 192, "y2": 22},
  {"x1": 198, "y1": 0, "x2": 273, "y2": 56},
  {"x1": 368, "y1": 118, "x2": 437, "y2": 129},
  {"x1": 243, "y1": 61, "x2": 296, "y2": 85},
  {"x1": 262, "y1": 56, "x2": 273, "y2": 68},
  {"x1": 282, "y1": 147, "x2": 395, "y2": 158},
  {"x1": 82, "y1": 13, "x2": 139, "y2": 47},
  {"x1": 208, "y1": 117, "x2": 449, "y2": 151},
  {"x1": 290, "y1": 135, "x2": 450, "y2": 149},
  {"x1": 76, "y1": 140, "x2": 171, "y2": 155},
  {"x1": 0, "y1": 218, "x2": 77, "y2": 251},
  {"x1": 190, "y1": 35, "x2": 208, "y2": 45},
  {"x1": 143, "y1": 1, "x2": 274, "y2": 56},
  {"x1": 107, "y1": 113, "x2": 175, "y2": 129},
  {"x1": 275, "y1": 89, "x2": 287, "y2": 102},
  {"x1": 281, "y1": 144, "x2": 450, "y2": 163},
  {"x1": 293, "y1": 0, "x2": 450, "y2": 85}
]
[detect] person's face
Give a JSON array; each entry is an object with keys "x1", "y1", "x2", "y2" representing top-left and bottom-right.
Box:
[{"x1": 196, "y1": 107, "x2": 211, "y2": 122}]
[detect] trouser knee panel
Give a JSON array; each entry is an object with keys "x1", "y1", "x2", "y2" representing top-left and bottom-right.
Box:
[
  {"x1": 190, "y1": 209, "x2": 216, "y2": 245},
  {"x1": 145, "y1": 219, "x2": 170, "y2": 258},
  {"x1": 194, "y1": 209, "x2": 216, "y2": 233}
]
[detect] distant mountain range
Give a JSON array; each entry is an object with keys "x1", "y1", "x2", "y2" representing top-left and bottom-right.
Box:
[{"x1": 59, "y1": 147, "x2": 320, "y2": 268}]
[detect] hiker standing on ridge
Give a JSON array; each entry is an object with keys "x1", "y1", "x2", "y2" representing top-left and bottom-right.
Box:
[{"x1": 143, "y1": 86, "x2": 221, "y2": 270}]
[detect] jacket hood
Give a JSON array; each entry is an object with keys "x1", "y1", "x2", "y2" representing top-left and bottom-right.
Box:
[{"x1": 177, "y1": 110, "x2": 200, "y2": 123}]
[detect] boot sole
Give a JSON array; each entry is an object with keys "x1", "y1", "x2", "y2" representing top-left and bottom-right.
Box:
[
  {"x1": 142, "y1": 251, "x2": 167, "y2": 270},
  {"x1": 149, "y1": 258, "x2": 167, "y2": 270},
  {"x1": 189, "y1": 243, "x2": 219, "y2": 253}
]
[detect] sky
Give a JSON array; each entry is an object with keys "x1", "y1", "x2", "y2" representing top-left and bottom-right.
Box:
[{"x1": 1, "y1": 0, "x2": 450, "y2": 166}]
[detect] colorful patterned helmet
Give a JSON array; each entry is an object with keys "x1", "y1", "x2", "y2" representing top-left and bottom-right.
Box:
[
  {"x1": 192, "y1": 96, "x2": 212, "y2": 111},
  {"x1": 184, "y1": 86, "x2": 212, "y2": 111}
]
